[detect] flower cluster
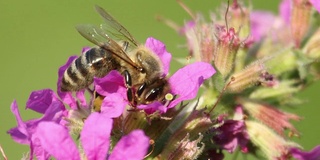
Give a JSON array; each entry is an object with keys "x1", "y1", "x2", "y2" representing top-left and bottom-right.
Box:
[
  {"x1": 158, "y1": 0, "x2": 320, "y2": 159},
  {"x1": 5, "y1": 0, "x2": 320, "y2": 160}
]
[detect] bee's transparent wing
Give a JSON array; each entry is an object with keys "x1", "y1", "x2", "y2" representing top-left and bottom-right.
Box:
[
  {"x1": 95, "y1": 5, "x2": 139, "y2": 48},
  {"x1": 76, "y1": 24, "x2": 140, "y2": 70},
  {"x1": 76, "y1": 24, "x2": 109, "y2": 46}
]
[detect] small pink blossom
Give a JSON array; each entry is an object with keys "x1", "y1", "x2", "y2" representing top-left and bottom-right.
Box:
[
  {"x1": 290, "y1": 145, "x2": 320, "y2": 160},
  {"x1": 31, "y1": 113, "x2": 149, "y2": 160},
  {"x1": 212, "y1": 106, "x2": 249, "y2": 153},
  {"x1": 7, "y1": 89, "x2": 65, "y2": 145}
]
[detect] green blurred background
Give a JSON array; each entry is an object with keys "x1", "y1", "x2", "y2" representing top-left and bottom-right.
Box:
[{"x1": 0, "y1": 0, "x2": 319, "y2": 159}]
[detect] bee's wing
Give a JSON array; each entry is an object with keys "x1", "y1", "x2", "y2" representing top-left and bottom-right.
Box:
[
  {"x1": 76, "y1": 24, "x2": 141, "y2": 70},
  {"x1": 95, "y1": 5, "x2": 139, "y2": 48},
  {"x1": 76, "y1": 24, "x2": 108, "y2": 46}
]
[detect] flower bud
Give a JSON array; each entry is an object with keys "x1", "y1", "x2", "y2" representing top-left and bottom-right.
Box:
[
  {"x1": 246, "y1": 121, "x2": 300, "y2": 159},
  {"x1": 214, "y1": 27, "x2": 241, "y2": 77},
  {"x1": 160, "y1": 109, "x2": 211, "y2": 159},
  {"x1": 229, "y1": 1, "x2": 251, "y2": 40},
  {"x1": 303, "y1": 28, "x2": 320, "y2": 59},
  {"x1": 161, "y1": 134, "x2": 205, "y2": 160},
  {"x1": 239, "y1": 98, "x2": 301, "y2": 136},
  {"x1": 227, "y1": 60, "x2": 266, "y2": 92},
  {"x1": 249, "y1": 80, "x2": 300, "y2": 100},
  {"x1": 264, "y1": 49, "x2": 297, "y2": 76},
  {"x1": 291, "y1": 0, "x2": 312, "y2": 48}
]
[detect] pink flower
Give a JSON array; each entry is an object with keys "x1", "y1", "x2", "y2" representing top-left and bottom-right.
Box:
[
  {"x1": 32, "y1": 113, "x2": 150, "y2": 160},
  {"x1": 7, "y1": 89, "x2": 66, "y2": 159},
  {"x1": 212, "y1": 106, "x2": 249, "y2": 153},
  {"x1": 7, "y1": 89, "x2": 65, "y2": 145},
  {"x1": 290, "y1": 145, "x2": 320, "y2": 160}
]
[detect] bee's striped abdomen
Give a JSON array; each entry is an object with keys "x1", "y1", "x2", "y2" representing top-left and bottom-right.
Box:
[
  {"x1": 61, "y1": 48, "x2": 104, "y2": 91},
  {"x1": 61, "y1": 48, "x2": 111, "y2": 91}
]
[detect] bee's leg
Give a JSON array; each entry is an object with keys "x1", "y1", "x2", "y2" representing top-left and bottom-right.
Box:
[
  {"x1": 124, "y1": 70, "x2": 135, "y2": 107},
  {"x1": 137, "y1": 82, "x2": 146, "y2": 97}
]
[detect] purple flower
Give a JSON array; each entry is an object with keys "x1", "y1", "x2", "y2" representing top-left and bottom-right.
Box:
[
  {"x1": 214, "y1": 119, "x2": 248, "y2": 153},
  {"x1": 7, "y1": 89, "x2": 65, "y2": 145},
  {"x1": 290, "y1": 145, "x2": 320, "y2": 160},
  {"x1": 32, "y1": 112, "x2": 150, "y2": 160},
  {"x1": 7, "y1": 89, "x2": 65, "y2": 159},
  {"x1": 212, "y1": 106, "x2": 249, "y2": 153}
]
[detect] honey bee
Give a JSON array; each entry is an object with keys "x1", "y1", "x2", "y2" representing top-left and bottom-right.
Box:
[{"x1": 61, "y1": 5, "x2": 170, "y2": 106}]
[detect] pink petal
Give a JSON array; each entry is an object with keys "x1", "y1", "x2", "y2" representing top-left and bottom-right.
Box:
[
  {"x1": 8, "y1": 98, "x2": 65, "y2": 145},
  {"x1": 76, "y1": 90, "x2": 87, "y2": 107},
  {"x1": 180, "y1": 20, "x2": 196, "y2": 35},
  {"x1": 279, "y1": 0, "x2": 291, "y2": 24},
  {"x1": 57, "y1": 55, "x2": 78, "y2": 109},
  {"x1": 26, "y1": 89, "x2": 56, "y2": 114},
  {"x1": 101, "y1": 93, "x2": 126, "y2": 118},
  {"x1": 7, "y1": 100, "x2": 29, "y2": 144},
  {"x1": 81, "y1": 112, "x2": 113, "y2": 160},
  {"x1": 168, "y1": 62, "x2": 215, "y2": 108},
  {"x1": 291, "y1": 145, "x2": 320, "y2": 160},
  {"x1": 310, "y1": 0, "x2": 320, "y2": 13},
  {"x1": 145, "y1": 37, "x2": 172, "y2": 75},
  {"x1": 250, "y1": 11, "x2": 276, "y2": 41},
  {"x1": 33, "y1": 122, "x2": 80, "y2": 160},
  {"x1": 38, "y1": 99, "x2": 65, "y2": 123},
  {"x1": 109, "y1": 130, "x2": 149, "y2": 160},
  {"x1": 82, "y1": 47, "x2": 91, "y2": 54},
  {"x1": 31, "y1": 139, "x2": 50, "y2": 160},
  {"x1": 94, "y1": 70, "x2": 126, "y2": 98},
  {"x1": 213, "y1": 119, "x2": 249, "y2": 153},
  {"x1": 137, "y1": 101, "x2": 167, "y2": 114}
]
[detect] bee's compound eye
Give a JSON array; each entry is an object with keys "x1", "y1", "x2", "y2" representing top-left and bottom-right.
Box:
[{"x1": 145, "y1": 87, "x2": 162, "y2": 102}]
